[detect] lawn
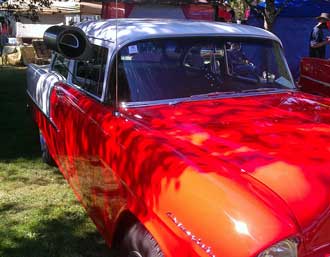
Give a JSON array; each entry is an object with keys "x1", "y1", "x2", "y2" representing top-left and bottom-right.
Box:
[{"x1": 0, "y1": 67, "x2": 113, "y2": 257}]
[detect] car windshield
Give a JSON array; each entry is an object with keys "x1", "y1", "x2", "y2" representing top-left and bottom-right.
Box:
[{"x1": 117, "y1": 37, "x2": 295, "y2": 102}]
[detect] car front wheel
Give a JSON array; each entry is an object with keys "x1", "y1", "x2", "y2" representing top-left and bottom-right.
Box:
[{"x1": 118, "y1": 222, "x2": 164, "y2": 257}]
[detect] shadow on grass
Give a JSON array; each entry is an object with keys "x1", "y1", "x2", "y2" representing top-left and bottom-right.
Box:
[
  {"x1": 0, "y1": 203, "x2": 22, "y2": 213},
  {"x1": 0, "y1": 209, "x2": 115, "y2": 257},
  {"x1": 0, "y1": 67, "x2": 40, "y2": 161}
]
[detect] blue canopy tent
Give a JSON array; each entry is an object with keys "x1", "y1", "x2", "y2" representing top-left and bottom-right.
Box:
[{"x1": 249, "y1": 0, "x2": 330, "y2": 80}]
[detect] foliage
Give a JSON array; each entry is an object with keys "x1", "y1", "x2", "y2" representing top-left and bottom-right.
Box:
[
  {"x1": 1, "y1": 0, "x2": 53, "y2": 22},
  {"x1": 241, "y1": 0, "x2": 293, "y2": 30},
  {"x1": 6, "y1": 0, "x2": 53, "y2": 9},
  {"x1": 230, "y1": 0, "x2": 249, "y2": 22}
]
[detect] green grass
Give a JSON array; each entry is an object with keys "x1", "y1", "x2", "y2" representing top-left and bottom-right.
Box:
[{"x1": 0, "y1": 67, "x2": 113, "y2": 257}]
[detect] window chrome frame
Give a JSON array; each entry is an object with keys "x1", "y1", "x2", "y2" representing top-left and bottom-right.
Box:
[{"x1": 66, "y1": 38, "x2": 112, "y2": 103}]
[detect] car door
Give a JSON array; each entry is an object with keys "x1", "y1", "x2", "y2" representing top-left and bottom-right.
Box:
[{"x1": 49, "y1": 43, "x2": 122, "y2": 240}]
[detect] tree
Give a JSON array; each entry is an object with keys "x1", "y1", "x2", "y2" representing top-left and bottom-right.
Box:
[
  {"x1": 230, "y1": 0, "x2": 249, "y2": 22},
  {"x1": 242, "y1": 0, "x2": 293, "y2": 31},
  {"x1": 1, "y1": 0, "x2": 53, "y2": 22}
]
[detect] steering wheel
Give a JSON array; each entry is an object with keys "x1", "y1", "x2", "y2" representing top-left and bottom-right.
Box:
[{"x1": 202, "y1": 54, "x2": 224, "y2": 87}]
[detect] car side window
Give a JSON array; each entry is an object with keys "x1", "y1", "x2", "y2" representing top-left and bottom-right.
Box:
[
  {"x1": 72, "y1": 45, "x2": 108, "y2": 98},
  {"x1": 52, "y1": 54, "x2": 69, "y2": 78}
]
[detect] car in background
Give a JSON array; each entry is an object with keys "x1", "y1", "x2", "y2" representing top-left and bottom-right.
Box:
[
  {"x1": 27, "y1": 19, "x2": 330, "y2": 257},
  {"x1": 299, "y1": 57, "x2": 330, "y2": 96}
]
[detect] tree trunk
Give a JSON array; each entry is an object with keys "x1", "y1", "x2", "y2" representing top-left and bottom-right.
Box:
[
  {"x1": 243, "y1": 0, "x2": 292, "y2": 31},
  {"x1": 264, "y1": 0, "x2": 276, "y2": 31}
]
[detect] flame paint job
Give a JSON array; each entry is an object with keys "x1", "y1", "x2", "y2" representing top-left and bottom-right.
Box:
[
  {"x1": 29, "y1": 81, "x2": 330, "y2": 257},
  {"x1": 299, "y1": 58, "x2": 330, "y2": 96}
]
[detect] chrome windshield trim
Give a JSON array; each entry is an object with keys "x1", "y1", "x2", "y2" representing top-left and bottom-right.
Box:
[{"x1": 120, "y1": 89, "x2": 296, "y2": 108}]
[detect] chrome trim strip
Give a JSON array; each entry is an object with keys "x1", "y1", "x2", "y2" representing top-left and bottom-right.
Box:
[
  {"x1": 66, "y1": 81, "x2": 103, "y2": 103},
  {"x1": 121, "y1": 89, "x2": 295, "y2": 108},
  {"x1": 300, "y1": 75, "x2": 330, "y2": 88},
  {"x1": 26, "y1": 90, "x2": 59, "y2": 132}
]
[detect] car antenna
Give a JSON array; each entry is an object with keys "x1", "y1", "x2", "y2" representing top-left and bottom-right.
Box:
[{"x1": 114, "y1": 0, "x2": 120, "y2": 117}]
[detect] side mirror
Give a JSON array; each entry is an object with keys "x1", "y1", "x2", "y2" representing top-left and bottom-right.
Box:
[{"x1": 43, "y1": 25, "x2": 93, "y2": 60}]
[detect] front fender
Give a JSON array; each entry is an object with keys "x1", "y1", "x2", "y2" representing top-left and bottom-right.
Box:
[{"x1": 128, "y1": 165, "x2": 300, "y2": 257}]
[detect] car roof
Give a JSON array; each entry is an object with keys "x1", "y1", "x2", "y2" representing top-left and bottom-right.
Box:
[{"x1": 77, "y1": 18, "x2": 282, "y2": 47}]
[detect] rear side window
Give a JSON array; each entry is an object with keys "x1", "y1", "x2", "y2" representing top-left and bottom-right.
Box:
[{"x1": 73, "y1": 45, "x2": 108, "y2": 98}]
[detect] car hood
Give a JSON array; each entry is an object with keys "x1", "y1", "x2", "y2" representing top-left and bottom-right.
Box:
[{"x1": 123, "y1": 91, "x2": 330, "y2": 233}]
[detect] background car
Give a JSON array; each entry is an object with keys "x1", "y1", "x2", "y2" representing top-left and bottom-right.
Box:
[{"x1": 299, "y1": 57, "x2": 330, "y2": 96}]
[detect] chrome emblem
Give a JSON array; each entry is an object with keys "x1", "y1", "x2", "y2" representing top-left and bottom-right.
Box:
[{"x1": 166, "y1": 212, "x2": 216, "y2": 257}]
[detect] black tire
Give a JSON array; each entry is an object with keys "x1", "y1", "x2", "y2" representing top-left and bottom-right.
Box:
[
  {"x1": 118, "y1": 222, "x2": 164, "y2": 257},
  {"x1": 39, "y1": 131, "x2": 56, "y2": 166}
]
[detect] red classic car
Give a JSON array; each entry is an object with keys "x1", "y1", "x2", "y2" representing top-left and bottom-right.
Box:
[
  {"x1": 299, "y1": 57, "x2": 330, "y2": 96},
  {"x1": 27, "y1": 19, "x2": 330, "y2": 257}
]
